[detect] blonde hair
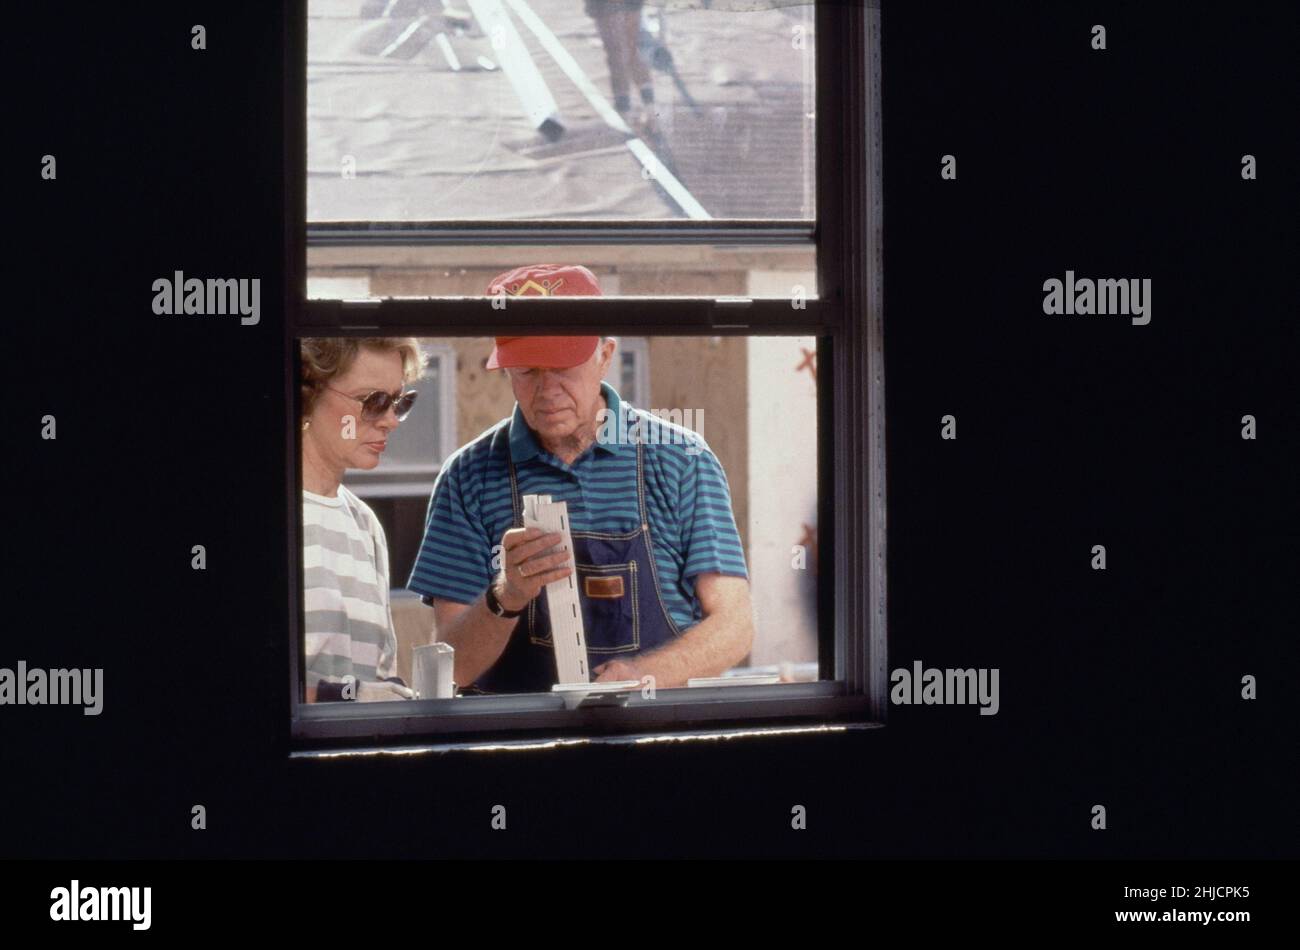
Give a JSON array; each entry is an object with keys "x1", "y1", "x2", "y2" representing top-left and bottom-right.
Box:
[{"x1": 300, "y1": 338, "x2": 426, "y2": 419}]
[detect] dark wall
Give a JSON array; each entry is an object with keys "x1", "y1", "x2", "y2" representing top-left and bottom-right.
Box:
[
  {"x1": 5, "y1": 0, "x2": 1292, "y2": 865},
  {"x1": 366, "y1": 495, "x2": 432, "y2": 592}
]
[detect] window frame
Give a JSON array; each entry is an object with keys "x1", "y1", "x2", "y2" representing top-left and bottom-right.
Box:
[{"x1": 284, "y1": 0, "x2": 887, "y2": 746}]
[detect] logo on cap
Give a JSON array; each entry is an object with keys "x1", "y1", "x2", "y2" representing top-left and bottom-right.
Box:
[{"x1": 503, "y1": 276, "x2": 565, "y2": 296}]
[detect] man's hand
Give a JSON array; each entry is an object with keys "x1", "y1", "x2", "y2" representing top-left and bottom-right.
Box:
[
  {"x1": 496, "y1": 526, "x2": 574, "y2": 612},
  {"x1": 592, "y1": 658, "x2": 643, "y2": 683},
  {"x1": 590, "y1": 575, "x2": 754, "y2": 689},
  {"x1": 430, "y1": 528, "x2": 573, "y2": 690}
]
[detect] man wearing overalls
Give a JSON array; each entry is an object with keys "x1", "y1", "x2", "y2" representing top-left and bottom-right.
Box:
[{"x1": 407, "y1": 264, "x2": 754, "y2": 694}]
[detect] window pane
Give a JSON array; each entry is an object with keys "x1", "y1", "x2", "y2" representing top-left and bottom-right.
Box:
[
  {"x1": 307, "y1": 0, "x2": 816, "y2": 222},
  {"x1": 306, "y1": 243, "x2": 817, "y2": 297},
  {"x1": 299, "y1": 334, "x2": 821, "y2": 703}
]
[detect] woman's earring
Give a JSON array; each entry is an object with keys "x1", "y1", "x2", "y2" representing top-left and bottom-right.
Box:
[{"x1": 302, "y1": 419, "x2": 311, "y2": 431}]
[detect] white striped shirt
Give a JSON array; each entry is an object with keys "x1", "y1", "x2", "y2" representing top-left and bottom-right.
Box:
[{"x1": 302, "y1": 486, "x2": 400, "y2": 700}]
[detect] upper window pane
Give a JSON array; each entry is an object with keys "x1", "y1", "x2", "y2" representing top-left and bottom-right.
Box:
[{"x1": 307, "y1": 0, "x2": 816, "y2": 222}]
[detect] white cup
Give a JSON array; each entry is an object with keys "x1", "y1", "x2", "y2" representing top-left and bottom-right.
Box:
[{"x1": 412, "y1": 642, "x2": 456, "y2": 699}]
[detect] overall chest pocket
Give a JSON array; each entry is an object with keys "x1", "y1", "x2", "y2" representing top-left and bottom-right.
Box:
[
  {"x1": 527, "y1": 562, "x2": 641, "y2": 654},
  {"x1": 575, "y1": 561, "x2": 639, "y2": 654}
]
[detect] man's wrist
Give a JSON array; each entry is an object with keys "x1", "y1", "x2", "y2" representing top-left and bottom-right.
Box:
[{"x1": 487, "y1": 578, "x2": 526, "y2": 617}]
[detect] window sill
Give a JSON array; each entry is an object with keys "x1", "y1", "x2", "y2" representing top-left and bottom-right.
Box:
[{"x1": 291, "y1": 681, "x2": 875, "y2": 750}]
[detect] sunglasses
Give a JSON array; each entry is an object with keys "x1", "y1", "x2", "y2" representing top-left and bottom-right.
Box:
[{"x1": 326, "y1": 385, "x2": 418, "y2": 421}]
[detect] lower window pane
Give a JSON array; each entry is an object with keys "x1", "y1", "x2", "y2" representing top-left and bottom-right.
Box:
[{"x1": 297, "y1": 334, "x2": 820, "y2": 705}]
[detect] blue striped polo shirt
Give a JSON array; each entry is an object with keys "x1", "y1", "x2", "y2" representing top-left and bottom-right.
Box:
[{"x1": 407, "y1": 382, "x2": 747, "y2": 631}]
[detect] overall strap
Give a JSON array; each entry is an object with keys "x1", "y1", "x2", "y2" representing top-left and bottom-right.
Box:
[{"x1": 635, "y1": 436, "x2": 649, "y2": 529}]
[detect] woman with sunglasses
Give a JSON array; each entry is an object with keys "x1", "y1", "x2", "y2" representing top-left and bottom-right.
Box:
[{"x1": 300, "y1": 337, "x2": 424, "y2": 702}]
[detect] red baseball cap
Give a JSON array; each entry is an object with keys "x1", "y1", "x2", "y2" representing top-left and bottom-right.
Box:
[{"x1": 484, "y1": 264, "x2": 603, "y2": 370}]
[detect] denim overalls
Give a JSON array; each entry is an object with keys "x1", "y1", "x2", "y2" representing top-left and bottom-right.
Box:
[{"x1": 470, "y1": 439, "x2": 683, "y2": 694}]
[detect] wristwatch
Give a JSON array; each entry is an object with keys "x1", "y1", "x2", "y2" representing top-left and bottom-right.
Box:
[{"x1": 485, "y1": 581, "x2": 524, "y2": 619}]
